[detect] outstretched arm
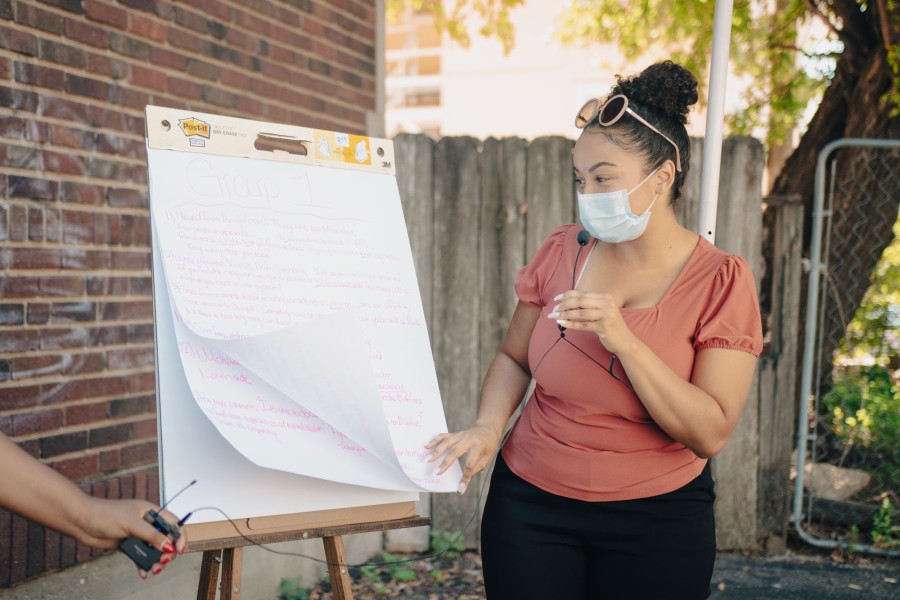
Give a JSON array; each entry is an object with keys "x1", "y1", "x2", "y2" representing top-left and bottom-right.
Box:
[{"x1": 0, "y1": 432, "x2": 186, "y2": 576}]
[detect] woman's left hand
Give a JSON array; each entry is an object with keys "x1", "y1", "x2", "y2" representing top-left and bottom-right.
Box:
[{"x1": 547, "y1": 291, "x2": 635, "y2": 356}]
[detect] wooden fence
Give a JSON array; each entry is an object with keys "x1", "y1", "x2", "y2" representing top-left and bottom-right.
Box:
[{"x1": 388, "y1": 133, "x2": 803, "y2": 553}]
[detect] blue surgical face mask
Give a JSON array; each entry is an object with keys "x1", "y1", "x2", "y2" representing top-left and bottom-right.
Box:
[{"x1": 577, "y1": 168, "x2": 659, "y2": 243}]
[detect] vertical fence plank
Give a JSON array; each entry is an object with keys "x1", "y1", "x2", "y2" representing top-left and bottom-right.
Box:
[
  {"x1": 387, "y1": 133, "x2": 435, "y2": 552},
  {"x1": 525, "y1": 136, "x2": 575, "y2": 257},
  {"x1": 675, "y1": 137, "x2": 705, "y2": 233},
  {"x1": 757, "y1": 195, "x2": 804, "y2": 554},
  {"x1": 431, "y1": 136, "x2": 483, "y2": 547},
  {"x1": 711, "y1": 136, "x2": 766, "y2": 549},
  {"x1": 477, "y1": 137, "x2": 529, "y2": 540}
]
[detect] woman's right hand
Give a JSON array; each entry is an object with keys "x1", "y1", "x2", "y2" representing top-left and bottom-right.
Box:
[{"x1": 426, "y1": 424, "x2": 502, "y2": 493}]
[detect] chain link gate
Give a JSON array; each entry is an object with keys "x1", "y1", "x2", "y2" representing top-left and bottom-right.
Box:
[{"x1": 793, "y1": 138, "x2": 900, "y2": 556}]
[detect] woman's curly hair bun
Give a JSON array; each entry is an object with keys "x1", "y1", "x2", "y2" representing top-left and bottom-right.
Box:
[{"x1": 612, "y1": 61, "x2": 699, "y2": 125}]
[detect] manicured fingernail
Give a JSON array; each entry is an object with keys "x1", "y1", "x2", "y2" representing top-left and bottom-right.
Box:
[
  {"x1": 160, "y1": 556, "x2": 171, "y2": 566},
  {"x1": 162, "y1": 541, "x2": 175, "y2": 554},
  {"x1": 152, "y1": 566, "x2": 162, "y2": 575},
  {"x1": 458, "y1": 482, "x2": 467, "y2": 494},
  {"x1": 554, "y1": 294, "x2": 563, "y2": 301},
  {"x1": 547, "y1": 312, "x2": 559, "y2": 319},
  {"x1": 179, "y1": 545, "x2": 186, "y2": 555}
]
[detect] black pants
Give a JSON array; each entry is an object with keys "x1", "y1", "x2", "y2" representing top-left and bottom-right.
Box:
[{"x1": 480, "y1": 456, "x2": 716, "y2": 600}]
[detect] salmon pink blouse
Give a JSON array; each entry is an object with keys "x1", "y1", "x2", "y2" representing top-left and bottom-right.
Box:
[{"x1": 501, "y1": 224, "x2": 763, "y2": 501}]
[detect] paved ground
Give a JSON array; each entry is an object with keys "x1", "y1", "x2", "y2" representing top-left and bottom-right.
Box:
[{"x1": 710, "y1": 552, "x2": 899, "y2": 599}]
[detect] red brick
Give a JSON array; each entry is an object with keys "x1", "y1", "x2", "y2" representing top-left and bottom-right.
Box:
[
  {"x1": 41, "y1": 431, "x2": 88, "y2": 458},
  {"x1": 39, "y1": 275, "x2": 86, "y2": 296},
  {"x1": 40, "y1": 326, "x2": 89, "y2": 350},
  {"x1": 59, "y1": 181, "x2": 104, "y2": 205},
  {"x1": 15, "y1": 4, "x2": 64, "y2": 35},
  {"x1": 44, "y1": 528, "x2": 61, "y2": 572},
  {"x1": 167, "y1": 75, "x2": 202, "y2": 99},
  {"x1": 10, "y1": 354, "x2": 63, "y2": 380},
  {"x1": 42, "y1": 150, "x2": 86, "y2": 176},
  {"x1": 129, "y1": 276, "x2": 152, "y2": 295},
  {"x1": 8, "y1": 175, "x2": 55, "y2": 200},
  {"x1": 87, "y1": 276, "x2": 129, "y2": 296},
  {"x1": 98, "y1": 300, "x2": 153, "y2": 321},
  {"x1": 129, "y1": 64, "x2": 166, "y2": 92},
  {"x1": 0, "y1": 276, "x2": 40, "y2": 297},
  {"x1": 89, "y1": 422, "x2": 133, "y2": 447},
  {"x1": 27, "y1": 302, "x2": 50, "y2": 324},
  {"x1": 119, "y1": 473, "x2": 135, "y2": 498},
  {"x1": 84, "y1": 0, "x2": 127, "y2": 28},
  {"x1": 126, "y1": 13, "x2": 166, "y2": 42},
  {"x1": 0, "y1": 328, "x2": 40, "y2": 353},
  {"x1": 149, "y1": 46, "x2": 185, "y2": 70},
  {"x1": 130, "y1": 372, "x2": 156, "y2": 394},
  {"x1": 64, "y1": 401, "x2": 109, "y2": 426},
  {"x1": 62, "y1": 248, "x2": 111, "y2": 270},
  {"x1": 14, "y1": 61, "x2": 65, "y2": 89},
  {"x1": 45, "y1": 207, "x2": 62, "y2": 243},
  {"x1": 12, "y1": 409, "x2": 64, "y2": 436},
  {"x1": 39, "y1": 95, "x2": 88, "y2": 122},
  {"x1": 0, "y1": 23, "x2": 37, "y2": 56},
  {"x1": 110, "y1": 250, "x2": 150, "y2": 270},
  {"x1": 109, "y1": 395, "x2": 155, "y2": 417},
  {"x1": 0, "y1": 85, "x2": 38, "y2": 113},
  {"x1": 61, "y1": 209, "x2": 94, "y2": 244},
  {"x1": 64, "y1": 18, "x2": 108, "y2": 48},
  {"x1": 0, "y1": 303, "x2": 24, "y2": 325},
  {"x1": 62, "y1": 351, "x2": 106, "y2": 376},
  {"x1": 51, "y1": 454, "x2": 100, "y2": 482},
  {"x1": 65, "y1": 73, "x2": 110, "y2": 101},
  {"x1": 85, "y1": 53, "x2": 127, "y2": 79},
  {"x1": 131, "y1": 417, "x2": 157, "y2": 439},
  {"x1": 9, "y1": 248, "x2": 60, "y2": 269},
  {"x1": 128, "y1": 323, "x2": 154, "y2": 343},
  {"x1": 107, "y1": 346, "x2": 154, "y2": 370},
  {"x1": 50, "y1": 301, "x2": 97, "y2": 322},
  {"x1": 28, "y1": 206, "x2": 44, "y2": 241},
  {"x1": 50, "y1": 124, "x2": 95, "y2": 150},
  {"x1": 38, "y1": 39, "x2": 86, "y2": 69},
  {"x1": 10, "y1": 515, "x2": 27, "y2": 584},
  {"x1": 121, "y1": 0, "x2": 158, "y2": 14},
  {"x1": 99, "y1": 449, "x2": 121, "y2": 472},
  {"x1": 106, "y1": 476, "x2": 120, "y2": 499},
  {"x1": 0, "y1": 415, "x2": 11, "y2": 434},
  {"x1": 59, "y1": 535, "x2": 75, "y2": 568},
  {"x1": 121, "y1": 441, "x2": 157, "y2": 467}
]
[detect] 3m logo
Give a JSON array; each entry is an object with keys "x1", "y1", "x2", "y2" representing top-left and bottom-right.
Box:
[{"x1": 178, "y1": 117, "x2": 211, "y2": 139}]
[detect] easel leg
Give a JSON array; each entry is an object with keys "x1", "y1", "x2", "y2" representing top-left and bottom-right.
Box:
[
  {"x1": 220, "y1": 546, "x2": 243, "y2": 600},
  {"x1": 323, "y1": 535, "x2": 353, "y2": 600},
  {"x1": 197, "y1": 550, "x2": 222, "y2": 600}
]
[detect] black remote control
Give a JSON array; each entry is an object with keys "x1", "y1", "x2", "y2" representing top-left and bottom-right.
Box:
[{"x1": 118, "y1": 510, "x2": 181, "y2": 571}]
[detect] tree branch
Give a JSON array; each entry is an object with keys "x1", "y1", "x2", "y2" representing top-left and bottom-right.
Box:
[
  {"x1": 770, "y1": 43, "x2": 842, "y2": 60},
  {"x1": 803, "y1": 0, "x2": 843, "y2": 39}
]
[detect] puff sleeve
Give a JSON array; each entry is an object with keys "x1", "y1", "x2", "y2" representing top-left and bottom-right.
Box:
[
  {"x1": 513, "y1": 225, "x2": 571, "y2": 307},
  {"x1": 693, "y1": 255, "x2": 764, "y2": 356}
]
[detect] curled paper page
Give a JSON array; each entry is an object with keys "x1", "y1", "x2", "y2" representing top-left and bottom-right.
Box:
[{"x1": 149, "y1": 146, "x2": 461, "y2": 492}]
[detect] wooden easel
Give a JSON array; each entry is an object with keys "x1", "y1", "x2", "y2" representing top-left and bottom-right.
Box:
[{"x1": 191, "y1": 515, "x2": 430, "y2": 600}]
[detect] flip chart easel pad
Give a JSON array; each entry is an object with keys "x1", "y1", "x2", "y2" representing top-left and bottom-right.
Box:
[{"x1": 146, "y1": 106, "x2": 460, "y2": 523}]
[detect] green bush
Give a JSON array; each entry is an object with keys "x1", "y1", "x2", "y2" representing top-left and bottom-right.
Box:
[
  {"x1": 824, "y1": 366, "x2": 900, "y2": 454},
  {"x1": 279, "y1": 576, "x2": 310, "y2": 600}
]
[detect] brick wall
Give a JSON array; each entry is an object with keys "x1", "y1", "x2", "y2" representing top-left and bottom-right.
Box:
[{"x1": 0, "y1": 0, "x2": 377, "y2": 587}]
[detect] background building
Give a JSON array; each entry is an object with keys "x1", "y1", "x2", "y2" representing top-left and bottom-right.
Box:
[{"x1": 385, "y1": 2, "x2": 749, "y2": 141}]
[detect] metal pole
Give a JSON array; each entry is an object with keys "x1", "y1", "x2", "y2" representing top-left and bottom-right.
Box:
[{"x1": 698, "y1": 0, "x2": 734, "y2": 244}]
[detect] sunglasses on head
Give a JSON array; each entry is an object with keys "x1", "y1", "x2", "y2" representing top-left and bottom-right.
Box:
[{"x1": 575, "y1": 94, "x2": 682, "y2": 172}]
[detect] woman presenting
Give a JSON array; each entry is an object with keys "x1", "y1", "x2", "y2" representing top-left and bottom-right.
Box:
[{"x1": 427, "y1": 61, "x2": 763, "y2": 600}]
